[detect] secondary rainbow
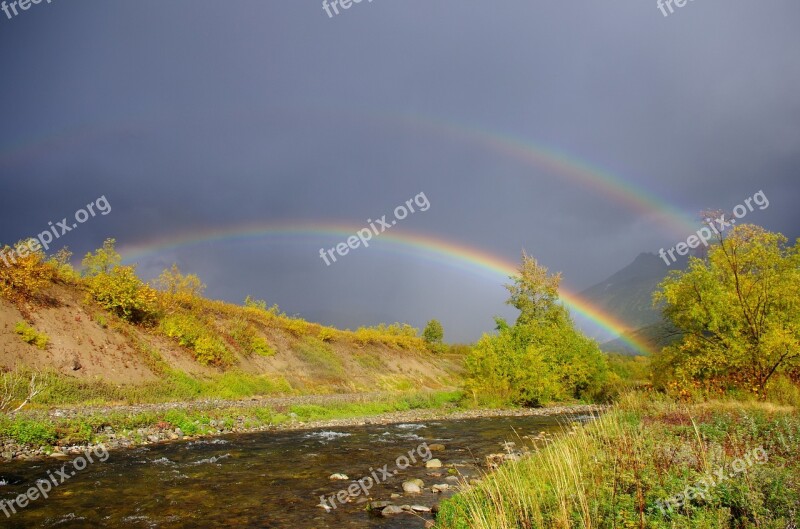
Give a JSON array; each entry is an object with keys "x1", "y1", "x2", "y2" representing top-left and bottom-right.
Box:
[
  {"x1": 381, "y1": 111, "x2": 700, "y2": 236},
  {"x1": 3, "y1": 110, "x2": 699, "y2": 237},
  {"x1": 121, "y1": 222, "x2": 653, "y2": 355}
]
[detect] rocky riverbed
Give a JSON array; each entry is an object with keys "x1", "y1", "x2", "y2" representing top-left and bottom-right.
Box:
[
  {"x1": 0, "y1": 411, "x2": 596, "y2": 528},
  {"x1": 0, "y1": 392, "x2": 603, "y2": 463}
]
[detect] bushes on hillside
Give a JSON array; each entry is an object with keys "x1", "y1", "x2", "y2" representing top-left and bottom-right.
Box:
[
  {"x1": 231, "y1": 319, "x2": 275, "y2": 357},
  {"x1": 0, "y1": 240, "x2": 55, "y2": 304},
  {"x1": 153, "y1": 264, "x2": 206, "y2": 309},
  {"x1": 82, "y1": 239, "x2": 157, "y2": 324},
  {"x1": 353, "y1": 323, "x2": 422, "y2": 349},
  {"x1": 14, "y1": 322, "x2": 49, "y2": 350},
  {"x1": 159, "y1": 313, "x2": 234, "y2": 367}
]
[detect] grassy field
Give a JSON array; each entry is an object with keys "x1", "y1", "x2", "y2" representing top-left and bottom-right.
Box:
[
  {"x1": 0, "y1": 390, "x2": 465, "y2": 447},
  {"x1": 436, "y1": 392, "x2": 799, "y2": 529}
]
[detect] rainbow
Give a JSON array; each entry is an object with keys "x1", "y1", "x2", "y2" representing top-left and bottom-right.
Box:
[
  {"x1": 1, "y1": 111, "x2": 700, "y2": 238},
  {"x1": 120, "y1": 222, "x2": 653, "y2": 355},
  {"x1": 380, "y1": 111, "x2": 700, "y2": 236}
]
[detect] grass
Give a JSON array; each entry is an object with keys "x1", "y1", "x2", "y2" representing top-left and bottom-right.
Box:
[
  {"x1": 0, "y1": 390, "x2": 464, "y2": 448},
  {"x1": 18, "y1": 369, "x2": 294, "y2": 407},
  {"x1": 287, "y1": 390, "x2": 463, "y2": 421},
  {"x1": 435, "y1": 392, "x2": 800, "y2": 529},
  {"x1": 294, "y1": 336, "x2": 345, "y2": 377}
]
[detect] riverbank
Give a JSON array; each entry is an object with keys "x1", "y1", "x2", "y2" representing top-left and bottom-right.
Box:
[
  {"x1": 435, "y1": 393, "x2": 800, "y2": 529},
  {"x1": 0, "y1": 390, "x2": 603, "y2": 463}
]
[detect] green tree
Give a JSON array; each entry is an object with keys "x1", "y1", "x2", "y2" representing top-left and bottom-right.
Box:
[
  {"x1": 654, "y1": 225, "x2": 800, "y2": 397},
  {"x1": 423, "y1": 319, "x2": 444, "y2": 345},
  {"x1": 465, "y1": 253, "x2": 609, "y2": 406},
  {"x1": 81, "y1": 238, "x2": 121, "y2": 277}
]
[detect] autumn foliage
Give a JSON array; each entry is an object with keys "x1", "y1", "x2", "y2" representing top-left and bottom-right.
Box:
[{"x1": 0, "y1": 241, "x2": 55, "y2": 304}]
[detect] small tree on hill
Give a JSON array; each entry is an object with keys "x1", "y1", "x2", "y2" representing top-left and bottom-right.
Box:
[{"x1": 423, "y1": 319, "x2": 444, "y2": 346}]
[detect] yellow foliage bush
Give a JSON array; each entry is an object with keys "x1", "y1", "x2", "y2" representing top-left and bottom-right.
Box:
[
  {"x1": 283, "y1": 318, "x2": 309, "y2": 337},
  {"x1": 318, "y1": 327, "x2": 337, "y2": 342},
  {"x1": 0, "y1": 241, "x2": 54, "y2": 304},
  {"x1": 160, "y1": 313, "x2": 235, "y2": 366},
  {"x1": 84, "y1": 266, "x2": 158, "y2": 324}
]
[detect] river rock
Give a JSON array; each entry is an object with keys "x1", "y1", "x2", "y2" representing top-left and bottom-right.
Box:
[
  {"x1": 367, "y1": 501, "x2": 393, "y2": 511},
  {"x1": 329, "y1": 473, "x2": 349, "y2": 480},
  {"x1": 381, "y1": 505, "x2": 405, "y2": 516},
  {"x1": 425, "y1": 458, "x2": 443, "y2": 468},
  {"x1": 432, "y1": 484, "x2": 450, "y2": 493},
  {"x1": 428, "y1": 444, "x2": 446, "y2": 451},
  {"x1": 411, "y1": 505, "x2": 432, "y2": 512},
  {"x1": 402, "y1": 479, "x2": 423, "y2": 493}
]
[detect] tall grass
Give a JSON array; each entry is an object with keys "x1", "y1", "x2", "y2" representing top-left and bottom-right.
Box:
[{"x1": 436, "y1": 392, "x2": 800, "y2": 529}]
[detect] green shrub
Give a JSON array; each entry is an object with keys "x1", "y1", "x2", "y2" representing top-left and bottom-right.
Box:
[
  {"x1": 766, "y1": 376, "x2": 800, "y2": 407},
  {"x1": 159, "y1": 313, "x2": 233, "y2": 367},
  {"x1": 194, "y1": 335, "x2": 234, "y2": 367},
  {"x1": 231, "y1": 319, "x2": 275, "y2": 357},
  {"x1": 14, "y1": 321, "x2": 49, "y2": 350},
  {"x1": 7, "y1": 418, "x2": 56, "y2": 445}
]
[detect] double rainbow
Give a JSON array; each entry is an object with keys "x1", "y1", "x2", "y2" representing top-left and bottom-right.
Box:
[{"x1": 120, "y1": 222, "x2": 653, "y2": 355}]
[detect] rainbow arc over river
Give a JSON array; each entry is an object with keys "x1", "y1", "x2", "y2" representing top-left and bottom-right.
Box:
[{"x1": 121, "y1": 222, "x2": 653, "y2": 355}]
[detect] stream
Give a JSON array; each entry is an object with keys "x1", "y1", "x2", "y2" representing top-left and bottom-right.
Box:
[{"x1": 0, "y1": 413, "x2": 591, "y2": 528}]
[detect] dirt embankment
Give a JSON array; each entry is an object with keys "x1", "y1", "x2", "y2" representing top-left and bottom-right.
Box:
[{"x1": 1, "y1": 283, "x2": 463, "y2": 393}]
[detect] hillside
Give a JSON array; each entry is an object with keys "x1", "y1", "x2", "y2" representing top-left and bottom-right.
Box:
[
  {"x1": 580, "y1": 252, "x2": 673, "y2": 330},
  {"x1": 0, "y1": 266, "x2": 463, "y2": 404}
]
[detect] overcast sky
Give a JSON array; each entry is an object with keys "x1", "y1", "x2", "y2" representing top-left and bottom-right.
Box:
[{"x1": 1, "y1": 0, "x2": 798, "y2": 342}]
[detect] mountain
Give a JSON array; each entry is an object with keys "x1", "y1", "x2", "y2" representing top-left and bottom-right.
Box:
[
  {"x1": 580, "y1": 252, "x2": 689, "y2": 355},
  {"x1": 581, "y1": 252, "x2": 671, "y2": 329}
]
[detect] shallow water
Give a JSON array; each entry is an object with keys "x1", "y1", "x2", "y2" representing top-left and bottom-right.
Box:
[{"x1": 0, "y1": 413, "x2": 589, "y2": 528}]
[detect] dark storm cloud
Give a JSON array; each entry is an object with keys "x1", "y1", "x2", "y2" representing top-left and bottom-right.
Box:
[{"x1": 1, "y1": 0, "x2": 798, "y2": 341}]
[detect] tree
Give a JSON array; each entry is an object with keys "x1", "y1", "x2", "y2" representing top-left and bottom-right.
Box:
[
  {"x1": 464, "y1": 252, "x2": 609, "y2": 406},
  {"x1": 505, "y1": 251, "x2": 568, "y2": 326},
  {"x1": 654, "y1": 225, "x2": 800, "y2": 397},
  {"x1": 81, "y1": 238, "x2": 121, "y2": 277},
  {"x1": 423, "y1": 319, "x2": 444, "y2": 345}
]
